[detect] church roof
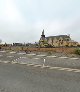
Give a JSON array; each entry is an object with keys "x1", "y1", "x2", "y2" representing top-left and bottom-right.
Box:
[{"x1": 46, "y1": 35, "x2": 70, "y2": 40}]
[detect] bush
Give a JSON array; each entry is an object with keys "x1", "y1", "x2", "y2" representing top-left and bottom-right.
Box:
[{"x1": 75, "y1": 48, "x2": 80, "y2": 55}]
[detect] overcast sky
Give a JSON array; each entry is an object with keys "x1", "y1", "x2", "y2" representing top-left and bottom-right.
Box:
[{"x1": 0, "y1": 0, "x2": 80, "y2": 43}]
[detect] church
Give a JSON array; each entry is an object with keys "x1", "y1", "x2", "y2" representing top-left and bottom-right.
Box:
[{"x1": 39, "y1": 30, "x2": 79, "y2": 47}]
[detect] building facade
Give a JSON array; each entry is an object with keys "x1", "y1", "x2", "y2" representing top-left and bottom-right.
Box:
[{"x1": 39, "y1": 30, "x2": 79, "y2": 47}]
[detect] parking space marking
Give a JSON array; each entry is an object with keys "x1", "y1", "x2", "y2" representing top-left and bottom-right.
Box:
[
  {"x1": 74, "y1": 70, "x2": 80, "y2": 72},
  {"x1": 26, "y1": 64, "x2": 35, "y2": 66},
  {"x1": 33, "y1": 58, "x2": 40, "y2": 59},
  {"x1": 1, "y1": 60, "x2": 80, "y2": 73},
  {"x1": 0, "y1": 55, "x2": 3, "y2": 56},
  {"x1": 33, "y1": 65, "x2": 42, "y2": 67},
  {"x1": 27, "y1": 54, "x2": 36, "y2": 56},
  {"x1": 0, "y1": 51, "x2": 6, "y2": 53},
  {"x1": 70, "y1": 58, "x2": 79, "y2": 60},
  {"x1": 47, "y1": 56, "x2": 57, "y2": 58},
  {"x1": 7, "y1": 56, "x2": 14, "y2": 58},
  {"x1": 10, "y1": 52, "x2": 16, "y2": 54},
  {"x1": 59, "y1": 57, "x2": 68, "y2": 59},
  {"x1": 3, "y1": 61, "x2": 10, "y2": 63},
  {"x1": 36, "y1": 55, "x2": 46, "y2": 57},
  {"x1": 66, "y1": 69, "x2": 79, "y2": 71},
  {"x1": 18, "y1": 62, "x2": 27, "y2": 65},
  {"x1": 49, "y1": 67, "x2": 62, "y2": 69}
]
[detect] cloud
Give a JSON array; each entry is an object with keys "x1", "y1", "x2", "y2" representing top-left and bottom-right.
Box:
[{"x1": 0, "y1": 0, "x2": 80, "y2": 43}]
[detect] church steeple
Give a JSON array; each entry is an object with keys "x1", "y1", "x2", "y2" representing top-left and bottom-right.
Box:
[
  {"x1": 42, "y1": 29, "x2": 44, "y2": 35},
  {"x1": 41, "y1": 29, "x2": 45, "y2": 38}
]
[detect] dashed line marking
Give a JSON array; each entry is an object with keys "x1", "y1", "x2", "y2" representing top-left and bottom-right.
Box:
[
  {"x1": 70, "y1": 58, "x2": 79, "y2": 60},
  {"x1": 0, "y1": 60, "x2": 80, "y2": 73},
  {"x1": 33, "y1": 65, "x2": 42, "y2": 67},
  {"x1": 27, "y1": 54, "x2": 36, "y2": 56},
  {"x1": 47, "y1": 56, "x2": 57, "y2": 58},
  {"x1": 26, "y1": 64, "x2": 35, "y2": 66},
  {"x1": 37, "y1": 55, "x2": 46, "y2": 57},
  {"x1": 0, "y1": 55, "x2": 3, "y2": 56},
  {"x1": 33, "y1": 58, "x2": 40, "y2": 59},
  {"x1": 0, "y1": 51, "x2": 6, "y2": 53},
  {"x1": 49, "y1": 67, "x2": 62, "y2": 69},
  {"x1": 11, "y1": 61, "x2": 18, "y2": 64},
  {"x1": 21, "y1": 57, "x2": 27, "y2": 58},
  {"x1": 10, "y1": 52, "x2": 16, "y2": 54},
  {"x1": 59, "y1": 57, "x2": 68, "y2": 59},
  {"x1": 74, "y1": 70, "x2": 80, "y2": 72},
  {"x1": 18, "y1": 62, "x2": 27, "y2": 65},
  {"x1": 66, "y1": 69, "x2": 79, "y2": 71},
  {"x1": 7, "y1": 56, "x2": 14, "y2": 58}
]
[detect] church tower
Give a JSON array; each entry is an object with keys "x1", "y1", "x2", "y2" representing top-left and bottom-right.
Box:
[{"x1": 41, "y1": 29, "x2": 45, "y2": 38}]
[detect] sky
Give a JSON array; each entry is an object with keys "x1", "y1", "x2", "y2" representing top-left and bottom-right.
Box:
[{"x1": 0, "y1": 0, "x2": 80, "y2": 44}]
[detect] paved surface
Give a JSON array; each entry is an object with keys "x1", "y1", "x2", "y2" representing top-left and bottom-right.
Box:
[
  {"x1": 0, "y1": 50, "x2": 80, "y2": 92},
  {"x1": 0, "y1": 50, "x2": 80, "y2": 69},
  {"x1": 0, "y1": 63, "x2": 80, "y2": 92}
]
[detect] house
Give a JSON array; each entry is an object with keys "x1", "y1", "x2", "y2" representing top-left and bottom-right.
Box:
[{"x1": 39, "y1": 30, "x2": 79, "y2": 47}]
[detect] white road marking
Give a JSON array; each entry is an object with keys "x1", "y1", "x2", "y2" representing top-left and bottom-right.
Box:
[
  {"x1": 0, "y1": 55, "x2": 3, "y2": 56},
  {"x1": 10, "y1": 52, "x2": 16, "y2": 54},
  {"x1": 0, "y1": 51, "x2": 6, "y2": 52},
  {"x1": 33, "y1": 58, "x2": 40, "y2": 59},
  {"x1": 74, "y1": 70, "x2": 80, "y2": 73},
  {"x1": 17, "y1": 53, "x2": 26, "y2": 55},
  {"x1": 21, "y1": 57, "x2": 27, "y2": 59},
  {"x1": 47, "y1": 56, "x2": 57, "y2": 58},
  {"x1": 19, "y1": 62, "x2": 27, "y2": 65},
  {"x1": 27, "y1": 54, "x2": 36, "y2": 56},
  {"x1": 3, "y1": 61, "x2": 10, "y2": 63},
  {"x1": 49, "y1": 67, "x2": 62, "y2": 69},
  {"x1": 66, "y1": 69, "x2": 79, "y2": 71},
  {"x1": 33, "y1": 65, "x2": 42, "y2": 67},
  {"x1": 37, "y1": 55, "x2": 46, "y2": 57},
  {"x1": 7, "y1": 56, "x2": 14, "y2": 58},
  {"x1": 11, "y1": 61, "x2": 18, "y2": 64},
  {"x1": 59, "y1": 57, "x2": 68, "y2": 59},
  {"x1": 26, "y1": 64, "x2": 35, "y2": 66},
  {"x1": 70, "y1": 58, "x2": 79, "y2": 60},
  {"x1": 59, "y1": 68, "x2": 71, "y2": 70}
]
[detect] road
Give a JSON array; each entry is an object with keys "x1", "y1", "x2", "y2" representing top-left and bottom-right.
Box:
[
  {"x1": 0, "y1": 63, "x2": 80, "y2": 92},
  {"x1": 0, "y1": 50, "x2": 80, "y2": 92}
]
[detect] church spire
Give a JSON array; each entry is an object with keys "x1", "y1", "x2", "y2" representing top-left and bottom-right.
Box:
[
  {"x1": 41, "y1": 29, "x2": 45, "y2": 38},
  {"x1": 42, "y1": 29, "x2": 44, "y2": 35}
]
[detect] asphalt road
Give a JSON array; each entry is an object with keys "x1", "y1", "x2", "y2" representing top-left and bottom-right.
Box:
[
  {"x1": 0, "y1": 50, "x2": 80, "y2": 92},
  {"x1": 0, "y1": 63, "x2": 80, "y2": 92},
  {"x1": 0, "y1": 50, "x2": 80, "y2": 69}
]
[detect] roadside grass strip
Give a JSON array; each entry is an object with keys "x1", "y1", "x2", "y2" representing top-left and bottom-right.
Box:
[
  {"x1": 47, "y1": 56, "x2": 57, "y2": 58},
  {"x1": 59, "y1": 57, "x2": 68, "y2": 59}
]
